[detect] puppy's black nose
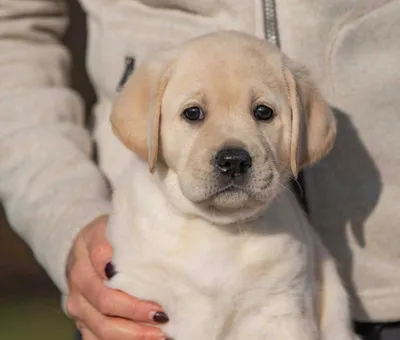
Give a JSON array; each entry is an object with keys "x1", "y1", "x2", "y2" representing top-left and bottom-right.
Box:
[{"x1": 215, "y1": 148, "x2": 252, "y2": 177}]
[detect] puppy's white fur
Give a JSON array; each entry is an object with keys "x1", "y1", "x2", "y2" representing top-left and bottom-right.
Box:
[{"x1": 107, "y1": 31, "x2": 358, "y2": 340}]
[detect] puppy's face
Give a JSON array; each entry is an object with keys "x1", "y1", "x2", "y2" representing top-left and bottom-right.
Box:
[
  {"x1": 160, "y1": 46, "x2": 291, "y2": 215},
  {"x1": 111, "y1": 31, "x2": 336, "y2": 223}
]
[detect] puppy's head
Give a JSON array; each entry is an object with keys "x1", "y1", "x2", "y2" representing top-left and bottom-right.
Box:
[{"x1": 111, "y1": 31, "x2": 336, "y2": 224}]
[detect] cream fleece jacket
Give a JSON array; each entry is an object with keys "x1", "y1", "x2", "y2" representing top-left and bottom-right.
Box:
[{"x1": 0, "y1": 0, "x2": 399, "y2": 322}]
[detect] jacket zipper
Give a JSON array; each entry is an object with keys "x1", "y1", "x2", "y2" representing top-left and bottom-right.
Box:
[
  {"x1": 261, "y1": 1, "x2": 309, "y2": 209},
  {"x1": 262, "y1": 0, "x2": 280, "y2": 48}
]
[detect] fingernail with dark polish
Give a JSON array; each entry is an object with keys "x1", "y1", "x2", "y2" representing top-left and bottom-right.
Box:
[
  {"x1": 153, "y1": 311, "x2": 169, "y2": 323},
  {"x1": 105, "y1": 262, "x2": 117, "y2": 279}
]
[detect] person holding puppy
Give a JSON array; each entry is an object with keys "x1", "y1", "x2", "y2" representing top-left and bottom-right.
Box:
[{"x1": 0, "y1": 1, "x2": 399, "y2": 340}]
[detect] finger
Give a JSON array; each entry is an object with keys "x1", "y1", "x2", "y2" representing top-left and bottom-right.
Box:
[
  {"x1": 76, "y1": 320, "x2": 86, "y2": 331},
  {"x1": 85, "y1": 220, "x2": 113, "y2": 281},
  {"x1": 74, "y1": 263, "x2": 167, "y2": 324},
  {"x1": 80, "y1": 327, "x2": 100, "y2": 340},
  {"x1": 91, "y1": 281, "x2": 167, "y2": 323},
  {"x1": 79, "y1": 296, "x2": 167, "y2": 340},
  {"x1": 90, "y1": 241, "x2": 113, "y2": 280}
]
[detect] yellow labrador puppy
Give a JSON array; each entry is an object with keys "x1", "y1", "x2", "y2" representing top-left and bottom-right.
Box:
[{"x1": 107, "y1": 31, "x2": 357, "y2": 340}]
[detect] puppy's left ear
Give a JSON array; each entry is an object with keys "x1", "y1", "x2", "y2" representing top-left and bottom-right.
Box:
[
  {"x1": 111, "y1": 52, "x2": 175, "y2": 172},
  {"x1": 284, "y1": 59, "x2": 336, "y2": 177}
]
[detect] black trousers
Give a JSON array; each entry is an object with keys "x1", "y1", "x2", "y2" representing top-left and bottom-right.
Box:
[{"x1": 354, "y1": 321, "x2": 400, "y2": 340}]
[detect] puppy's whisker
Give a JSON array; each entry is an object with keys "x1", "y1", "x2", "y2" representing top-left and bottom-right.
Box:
[
  {"x1": 277, "y1": 181, "x2": 293, "y2": 195},
  {"x1": 289, "y1": 176, "x2": 304, "y2": 198}
]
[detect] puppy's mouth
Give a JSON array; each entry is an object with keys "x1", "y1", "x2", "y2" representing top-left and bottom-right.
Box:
[
  {"x1": 215, "y1": 181, "x2": 243, "y2": 192},
  {"x1": 178, "y1": 166, "x2": 278, "y2": 211},
  {"x1": 209, "y1": 185, "x2": 250, "y2": 211}
]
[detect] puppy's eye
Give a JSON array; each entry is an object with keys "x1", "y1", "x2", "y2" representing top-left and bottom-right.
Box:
[
  {"x1": 182, "y1": 106, "x2": 204, "y2": 122},
  {"x1": 253, "y1": 104, "x2": 274, "y2": 121}
]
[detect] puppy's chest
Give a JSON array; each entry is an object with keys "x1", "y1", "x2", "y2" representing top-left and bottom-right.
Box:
[{"x1": 111, "y1": 216, "x2": 308, "y2": 295}]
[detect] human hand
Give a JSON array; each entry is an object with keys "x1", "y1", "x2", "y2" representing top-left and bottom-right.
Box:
[{"x1": 66, "y1": 215, "x2": 169, "y2": 340}]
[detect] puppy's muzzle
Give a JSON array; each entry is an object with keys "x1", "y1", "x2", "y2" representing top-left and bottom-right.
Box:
[{"x1": 214, "y1": 148, "x2": 252, "y2": 178}]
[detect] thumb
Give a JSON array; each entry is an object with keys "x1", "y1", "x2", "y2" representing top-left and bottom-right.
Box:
[
  {"x1": 84, "y1": 215, "x2": 114, "y2": 280},
  {"x1": 91, "y1": 239, "x2": 114, "y2": 281}
]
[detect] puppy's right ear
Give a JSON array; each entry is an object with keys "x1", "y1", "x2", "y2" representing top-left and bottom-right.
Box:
[{"x1": 111, "y1": 52, "x2": 175, "y2": 172}]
